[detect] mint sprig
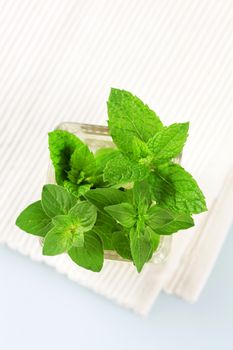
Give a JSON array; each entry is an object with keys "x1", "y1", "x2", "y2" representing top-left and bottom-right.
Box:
[
  {"x1": 103, "y1": 181, "x2": 194, "y2": 271},
  {"x1": 16, "y1": 88, "x2": 207, "y2": 273},
  {"x1": 49, "y1": 130, "x2": 96, "y2": 197}
]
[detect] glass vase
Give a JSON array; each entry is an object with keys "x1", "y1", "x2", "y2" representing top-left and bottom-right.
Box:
[{"x1": 46, "y1": 122, "x2": 177, "y2": 265}]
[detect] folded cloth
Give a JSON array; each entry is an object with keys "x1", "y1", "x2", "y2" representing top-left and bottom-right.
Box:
[{"x1": 1, "y1": 0, "x2": 233, "y2": 315}]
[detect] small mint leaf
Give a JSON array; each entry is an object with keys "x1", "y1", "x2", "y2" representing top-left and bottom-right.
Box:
[
  {"x1": 85, "y1": 188, "x2": 127, "y2": 214},
  {"x1": 42, "y1": 184, "x2": 77, "y2": 218},
  {"x1": 16, "y1": 201, "x2": 52, "y2": 237},
  {"x1": 130, "y1": 227, "x2": 153, "y2": 272},
  {"x1": 132, "y1": 137, "x2": 150, "y2": 160},
  {"x1": 42, "y1": 226, "x2": 73, "y2": 256},
  {"x1": 103, "y1": 153, "x2": 149, "y2": 185},
  {"x1": 43, "y1": 214, "x2": 87, "y2": 255},
  {"x1": 52, "y1": 215, "x2": 75, "y2": 227},
  {"x1": 63, "y1": 182, "x2": 92, "y2": 198},
  {"x1": 104, "y1": 203, "x2": 136, "y2": 228},
  {"x1": 68, "y1": 231, "x2": 104, "y2": 272},
  {"x1": 69, "y1": 201, "x2": 97, "y2": 232},
  {"x1": 68, "y1": 143, "x2": 95, "y2": 183},
  {"x1": 132, "y1": 181, "x2": 151, "y2": 214},
  {"x1": 147, "y1": 123, "x2": 189, "y2": 164}
]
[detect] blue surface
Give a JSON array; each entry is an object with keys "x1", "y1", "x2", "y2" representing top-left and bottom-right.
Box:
[{"x1": 1, "y1": 225, "x2": 233, "y2": 350}]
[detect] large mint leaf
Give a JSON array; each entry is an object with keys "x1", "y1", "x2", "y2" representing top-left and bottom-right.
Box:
[
  {"x1": 16, "y1": 201, "x2": 52, "y2": 237},
  {"x1": 42, "y1": 184, "x2": 77, "y2": 218},
  {"x1": 147, "y1": 123, "x2": 189, "y2": 164},
  {"x1": 85, "y1": 188, "x2": 127, "y2": 214},
  {"x1": 104, "y1": 203, "x2": 136, "y2": 228},
  {"x1": 107, "y1": 88, "x2": 163, "y2": 154},
  {"x1": 68, "y1": 231, "x2": 104, "y2": 272},
  {"x1": 103, "y1": 153, "x2": 149, "y2": 185},
  {"x1": 146, "y1": 205, "x2": 194, "y2": 235},
  {"x1": 149, "y1": 163, "x2": 207, "y2": 214},
  {"x1": 69, "y1": 201, "x2": 97, "y2": 232},
  {"x1": 130, "y1": 227, "x2": 153, "y2": 272},
  {"x1": 48, "y1": 130, "x2": 84, "y2": 185},
  {"x1": 112, "y1": 231, "x2": 132, "y2": 260}
]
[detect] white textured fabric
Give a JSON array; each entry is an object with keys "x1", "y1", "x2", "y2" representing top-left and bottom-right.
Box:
[
  {"x1": 1, "y1": 0, "x2": 233, "y2": 315},
  {"x1": 165, "y1": 166, "x2": 233, "y2": 301}
]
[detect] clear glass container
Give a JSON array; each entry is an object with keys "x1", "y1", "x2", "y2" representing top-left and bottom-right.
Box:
[{"x1": 46, "y1": 122, "x2": 175, "y2": 265}]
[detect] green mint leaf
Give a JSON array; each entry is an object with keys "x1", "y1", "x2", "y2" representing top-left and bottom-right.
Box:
[
  {"x1": 42, "y1": 184, "x2": 77, "y2": 218},
  {"x1": 68, "y1": 231, "x2": 104, "y2": 272},
  {"x1": 130, "y1": 227, "x2": 153, "y2": 272},
  {"x1": 43, "y1": 213, "x2": 90, "y2": 256},
  {"x1": 69, "y1": 201, "x2": 97, "y2": 232},
  {"x1": 63, "y1": 182, "x2": 92, "y2": 198},
  {"x1": 149, "y1": 163, "x2": 207, "y2": 214},
  {"x1": 147, "y1": 123, "x2": 189, "y2": 164},
  {"x1": 51, "y1": 215, "x2": 74, "y2": 227},
  {"x1": 85, "y1": 188, "x2": 127, "y2": 214},
  {"x1": 72, "y1": 231, "x2": 85, "y2": 248},
  {"x1": 112, "y1": 231, "x2": 132, "y2": 260},
  {"x1": 103, "y1": 153, "x2": 149, "y2": 185},
  {"x1": 49, "y1": 130, "x2": 95, "y2": 197},
  {"x1": 94, "y1": 147, "x2": 119, "y2": 185},
  {"x1": 68, "y1": 143, "x2": 95, "y2": 183},
  {"x1": 107, "y1": 88, "x2": 163, "y2": 154},
  {"x1": 132, "y1": 137, "x2": 150, "y2": 160},
  {"x1": 16, "y1": 201, "x2": 52, "y2": 237},
  {"x1": 48, "y1": 130, "x2": 84, "y2": 185},
  {"x1": 132, "y1": 181, "x2": 151, "y2": 214},
  {"x1": 43, "y1": 226, "x2": 73, "y2": 256},
  {"x1": 146, "y1": 205, "x2": 194, "y2": 235},
  {"x1": 104, "y1": 203, "x2": 136, "y2": 228}
]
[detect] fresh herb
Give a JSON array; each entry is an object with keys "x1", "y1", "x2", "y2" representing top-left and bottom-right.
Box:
[{"x1": 16, "y1": 88, "x2": 207, "y2": 272}]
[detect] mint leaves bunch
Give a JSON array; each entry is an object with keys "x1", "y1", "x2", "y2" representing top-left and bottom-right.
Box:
[
  {"x1": 16, "y1": 184, "x2": 103, "y2": 271},
  {"x1": 16, "y1": 88, "x2": 207, "y2": 272},
  {"x1": 105, "y1": 89, "x2": 206, "y2": 214}
]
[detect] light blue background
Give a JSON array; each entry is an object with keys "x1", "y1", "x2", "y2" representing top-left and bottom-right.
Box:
[{"x1": 1, "y1": 225, "x2": 233, "y2": 350}]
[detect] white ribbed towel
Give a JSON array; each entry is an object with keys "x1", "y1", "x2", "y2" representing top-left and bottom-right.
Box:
[{"x1": 1, "y1": 0, "x2": 233, "y2": 315}]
